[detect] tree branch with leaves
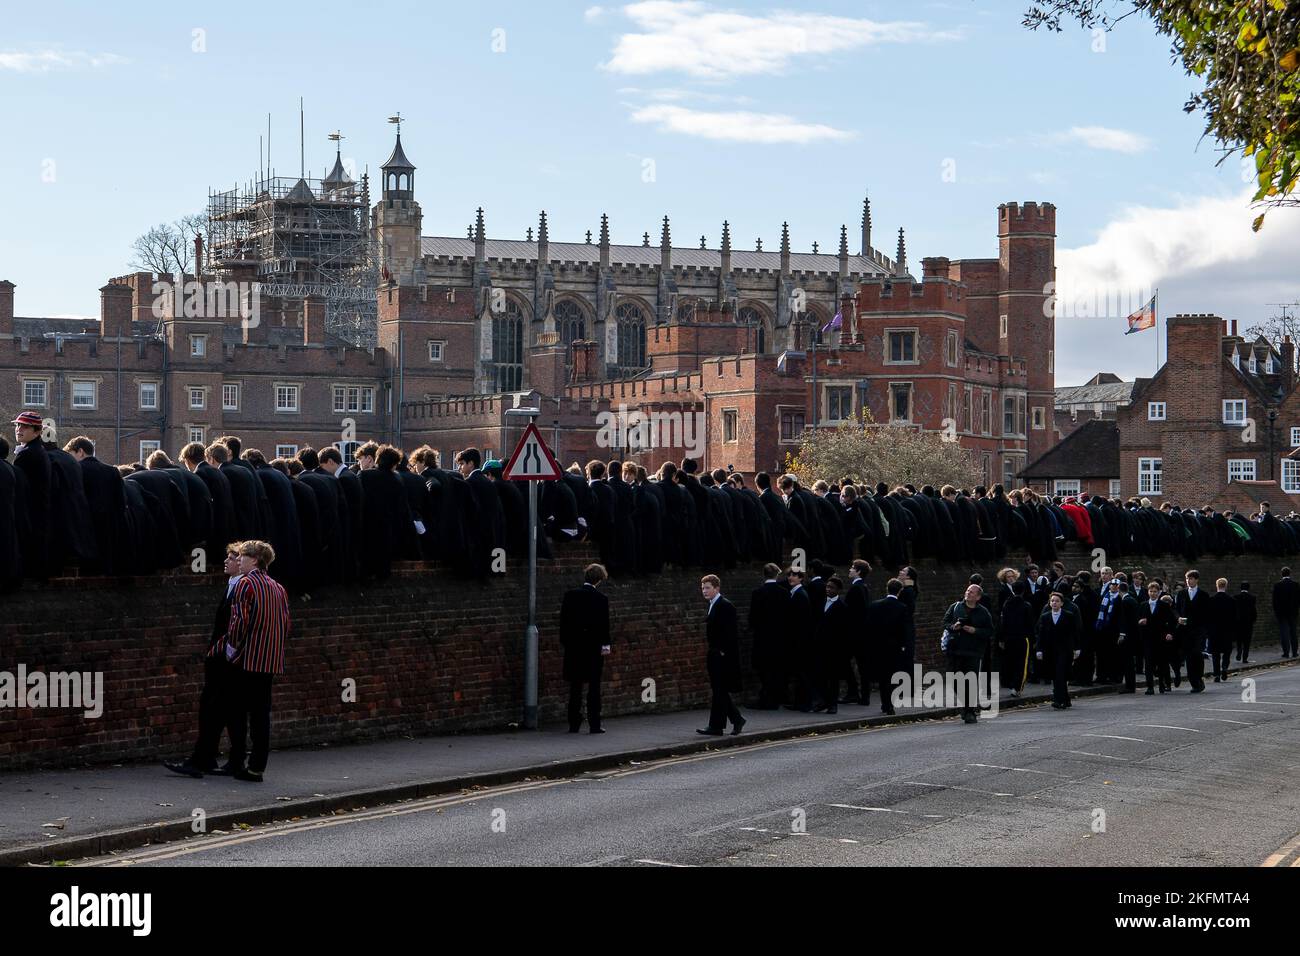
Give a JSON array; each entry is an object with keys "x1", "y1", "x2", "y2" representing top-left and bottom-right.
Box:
[{"x1": 1025, "y1": 0, "x2": 1299, "y2": 230}]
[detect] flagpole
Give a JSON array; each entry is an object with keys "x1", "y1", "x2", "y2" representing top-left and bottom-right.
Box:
[{"x1": 1154, "y1": 287, "x2": 1160, "y2": 372}]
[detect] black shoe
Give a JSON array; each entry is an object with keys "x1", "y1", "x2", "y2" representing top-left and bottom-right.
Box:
[
  {"x1": 567, "y1": 726, "x2": 581, "y2": 733},
  {"x1": 696, "y1": 727, "x2": 725, "y2": 736},
  {"x1": 824, "y1": 706, "x2": 838, "y2": 714},
  {"x1": 1145, "y1": 688, "x2": 1155, "y2": 695},
  {"x1": 589, "y1": 727, "x2": 606, "y2": 734},
  {"x1": 881, "y1": 707, "x2": 896, "y2": 716},
  {"x1": 838, "y1": 697, "x2": 857, "y2": 705},
  {"x1": 164, "y1": 759, "x2": 204, "y2": 778},
  {"x1": 1051, "y1": 703, "x2": 1064, "y2": 710},
  {"x1": 233, "y1": 768, "x2": 264, "y2": 782},
  {"x1": 1190, "y1": 686, "x2": 1205, "y2": 694},
  {"x1": 730, "y1": 717, "x2": 747, "y2": 736}
]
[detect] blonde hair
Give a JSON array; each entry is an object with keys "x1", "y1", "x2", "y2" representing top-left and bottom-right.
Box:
[{"x1": 237, "y1": 539, "x2": 276, "y2": 569}]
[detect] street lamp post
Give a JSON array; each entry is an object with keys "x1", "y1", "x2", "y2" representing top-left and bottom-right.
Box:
[{"x1": 505, "y1": 406, "x2": 541, "y2": 729}]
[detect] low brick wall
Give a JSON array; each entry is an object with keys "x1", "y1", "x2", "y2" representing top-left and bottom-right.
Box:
[{"x1": 0, "y1": 545, "x2": 1287, "y2": 770}]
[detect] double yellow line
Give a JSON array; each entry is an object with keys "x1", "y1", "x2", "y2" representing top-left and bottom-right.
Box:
[
  {"x1": 80, "y1": 778, "x2": 572, "y2": 866},
  {"x1": 1262, "y1": 832, "x2": 1300, "y2": 867}
]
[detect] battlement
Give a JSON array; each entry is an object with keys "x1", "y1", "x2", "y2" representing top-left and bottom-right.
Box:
[
  {"x1": 855, "y1": 274, "x2": 966, "y2": 315},
  {"x1": 565, "y1": 372, "x2": 703, "y2": 403},
  {"x1": 998, "y1": 201, "x2": 1057, "y2": 235}
]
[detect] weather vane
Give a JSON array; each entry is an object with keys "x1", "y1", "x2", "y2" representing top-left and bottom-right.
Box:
[
  {"x1": 328, "y1": 130, "x2": 345, "y2": 145},
  {"x1": 387, "y1": 112, "x2": 403, "y2": 135}
]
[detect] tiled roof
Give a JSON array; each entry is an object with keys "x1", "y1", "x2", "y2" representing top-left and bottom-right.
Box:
[
  {"x1": 419, "y1": 236, "x2": 892, "y2": 277},
  {"x1": 1020, "y1": 418, "x2": 1119, "y2": 479},
  {"x1": 1055, "y1": 380, "x2": 1134, "y2": 407}
]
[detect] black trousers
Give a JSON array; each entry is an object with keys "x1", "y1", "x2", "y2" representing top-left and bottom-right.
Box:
[
  {"x1": 1000, "y1": 636, "x2": 1031, "y2": 694},
  {"x1": 1036, "y1": 642, "x2": 1056, "y2": 684},
  {"x1": 1211, "y1": 646, "x2": 1232, "y2": 680},
  {"x1": 568, "y1": 658, "x2": 603, "y2": 730},
  {"x1": 1142, "y1": 635, "x2": 1166, "y2": 690},
  {"x1": 847, "y1": 638, "x2": 873, "y2": 703},
  {"x1": 1182, "y1": 633, "x2": 1206, "y2": 691},
  {"x1": 190, "y1": 656, "x2": 237, "y2": 768},
  {"x1": 228, "y1": 670, "x2": 275, "y2": 773},
  {"x1": 949, "y1": 652, "x2": 983, "y2": 718},
  {"x1": 1051, "y1": 648, "x2": 1072, "y2": 707},
  {"x1": 876, "y1": 653, "x2": 898, "y2": 712},
  {"x1": 1116, "y1": 636, "x2": 1137, "y2": 691},
  {"x1": 1279, "y1": 617, "x2": 1298, "y2": 657},
  {"x1": 1236, "y1": 630, "x2": 1252, "y2": 661},
  {"x1": 707, "y1": 653, "x2": 741, "y2": 730}
]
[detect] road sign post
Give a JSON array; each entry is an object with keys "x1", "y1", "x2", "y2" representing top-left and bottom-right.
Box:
[{"x1": 503, "y1": 411, "x2": 563, "y2": 729}]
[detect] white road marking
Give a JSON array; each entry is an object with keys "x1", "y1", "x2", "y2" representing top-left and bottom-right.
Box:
[
  {"x1": 1066, "y1": 751, "x2": 1128, "y2": 761},
  {"x1": 903, "y1": 781, "x2": 1013, "y2": 797},
  {"x1": 1082, "y1": 733, "x2": 1148, "y2": 742},
  {"x1": 968, "y1": 763, "x2": 1056, "y2": 775},
  {"x1": 581, "y1": 854, "x2": 625, "y2": 866},
  {"x1": 1203, "y1": 708, "x2": 1265, "y2": 714},
  {"x1": 1135, "y1": 724, "x2": 1202, "y2": 733},
  {"x1": 1190, "y1": 717, "x2": 1253, "y2": 726},
  {"x1": 634, "y1": 859, "x2": 694, "y2": 867},
  {"x1": 828, "y1": 804, "x2": 910, "y2": 814}
]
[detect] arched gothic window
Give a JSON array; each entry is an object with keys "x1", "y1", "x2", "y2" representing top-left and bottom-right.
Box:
[
  {"x1": 611, "y1": 301, "x2": 648, "y2": 377},
  {"x1": 738, "y1": 305, "x2": 771, "y2": 354},
  {"x1": 491, "y1": 298, "x2": 525, "y2": 392}
]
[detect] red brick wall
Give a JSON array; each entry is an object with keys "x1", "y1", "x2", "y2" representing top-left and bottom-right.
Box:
[{"x1": 0, "y1": 543, "x2": 1288, "y2": 770}]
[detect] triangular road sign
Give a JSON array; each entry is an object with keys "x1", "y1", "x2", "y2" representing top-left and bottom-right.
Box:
[{"x1": 504, "y1": 422, "x2": 563, "y2": 481}]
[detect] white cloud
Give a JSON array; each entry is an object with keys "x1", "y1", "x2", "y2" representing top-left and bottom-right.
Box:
[
  {"x1": 628, "y1": 103, "x2": 852, "y2": 143},
  {"x1": 1054, "y1": 126, "x2": 1153, "y2": 155},
  {"x1": 0, "y1": 49, "x2": 128, "y2": 72},
  {"x1": 1054, "y1": 190, "x2": 1300, "y2": 383},
  {"x1": 603, "y1": 1, "x2": 959, "y2": 79},
  {"x1": 585, "y1": 6, "x2": 605, "y2": 21},
  {"x1": 618, "y1": 85, "x2": 753, "y2": 104}
]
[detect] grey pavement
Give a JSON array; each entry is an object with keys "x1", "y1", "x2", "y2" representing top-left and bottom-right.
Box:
[
  {"x1": 79, "y1": 662, "x2": 1300, "y2": 868},
  {"x1": 3, "y1": 646, "x2": 1292, "y2": 865}
]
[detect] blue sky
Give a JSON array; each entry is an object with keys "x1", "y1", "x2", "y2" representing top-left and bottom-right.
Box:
[{"x1": 1, "y1": 0, "x2": 1295, "y2": 384}]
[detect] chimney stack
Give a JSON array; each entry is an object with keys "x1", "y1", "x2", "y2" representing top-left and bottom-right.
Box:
[
  {"x1": 304, "y1": 296, "x2": 327, "y2": 345},
  {"x1": 194, "y1": 234, "x2": 205, "y2": 279},
  {"x1": 921, "y1": 256, "x2": 951, "y2": 279},
  {"x1": 1283, "y1": 335, "x2": 1295, "y2": 393},
  {"x1": 99, "y1": 282, "x2": 134, "y2": 340},
  {"x1": 571, "y1": 339, "x2": 597, "y2": 384},
  {"x1": 0, "y1": 280, "x2": 14, "y2": 337}
]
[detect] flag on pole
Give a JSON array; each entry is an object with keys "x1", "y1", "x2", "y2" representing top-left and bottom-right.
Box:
[
  {"x1": 821, "y1": 311, "x2": 842, "y2": 334},
  {"x1": 1124, "y1": 295, "x2": 1156, "y2": 334}
]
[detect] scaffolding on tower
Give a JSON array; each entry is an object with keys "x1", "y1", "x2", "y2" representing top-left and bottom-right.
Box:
[{"x1": 206, "y1": 162, "x2": 378, "y2": 347}]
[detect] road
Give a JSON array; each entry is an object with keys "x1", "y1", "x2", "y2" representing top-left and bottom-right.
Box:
[{"x1": 80, "y1": 665, "x2": 1300, "y2": 867}]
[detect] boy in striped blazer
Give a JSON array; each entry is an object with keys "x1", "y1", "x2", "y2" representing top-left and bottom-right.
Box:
[{"x1": 217, "y1": 539, "x2": 291, "y2": 782}]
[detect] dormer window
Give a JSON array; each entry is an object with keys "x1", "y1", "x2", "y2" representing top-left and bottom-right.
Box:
[
  {"x1": 1249, "y1": 354, "x2": 1258, "y2": 373},
  {"x1": 1232, "y1": 351, "x2": 1241, "y2": 370}
]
